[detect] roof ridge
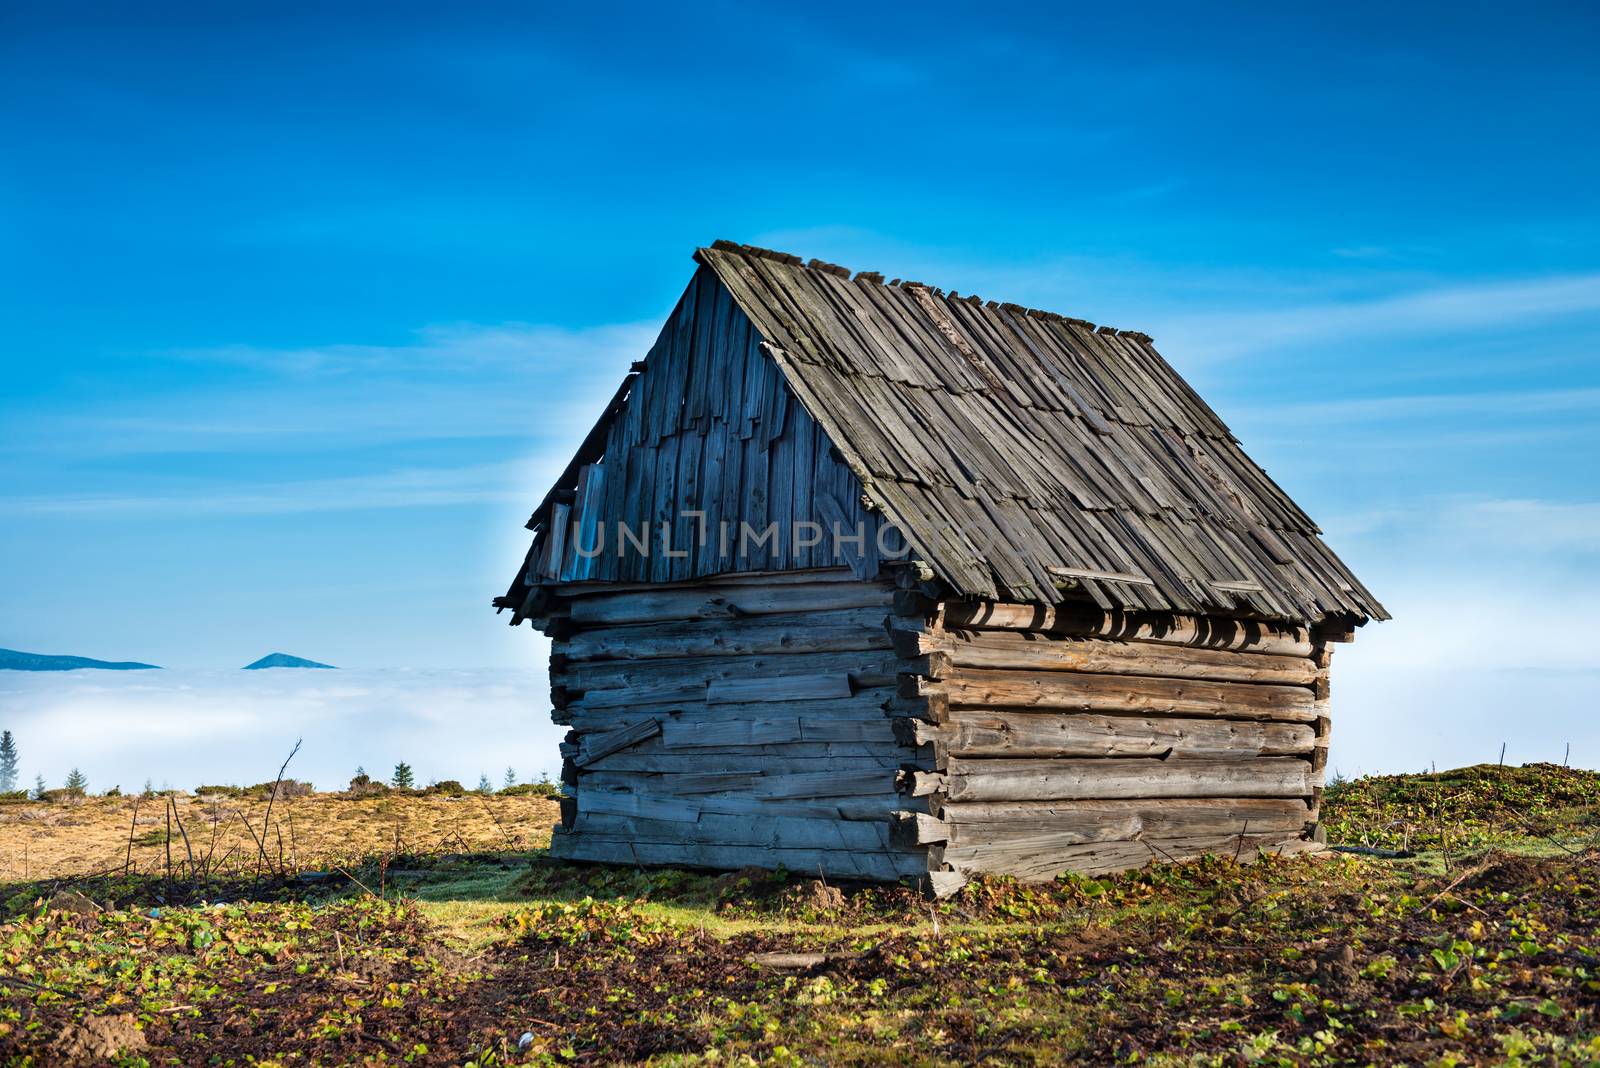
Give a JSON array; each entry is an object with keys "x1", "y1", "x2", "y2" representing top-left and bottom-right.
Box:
[{"x1": 704, "y1": 239, "x2": 1150, "y2": 341}]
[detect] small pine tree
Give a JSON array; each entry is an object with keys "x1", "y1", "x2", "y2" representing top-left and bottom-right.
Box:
[
  {"x1": 141, "y1": 778, "x2": 155, "y2": 799},
  {"x1": 476, "y1": 773, "x2": 493, "y2": 795},
  {"x1": 503, "y1": 766, "x2": 517, "y2": 790},
  {"x1": 63, "y1": 768, "x2": 88, "y2": 792},
  {"x1": 0, "y1": 731, "x2": 17, "y2": 793},
  {"x1": 391, "y1": 762, "x2": 415, "y2": 789},
  {"x1": 32, "y1": 774, "x2": 47, "y2": 800}
]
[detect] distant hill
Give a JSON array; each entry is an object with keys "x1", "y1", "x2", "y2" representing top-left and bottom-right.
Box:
[
  {"x1": 243, "y1": 653, "x2": 337, "y2": 670},
  {"x1": 0, "y1": 648, "x2": 161, "y2": 671}
]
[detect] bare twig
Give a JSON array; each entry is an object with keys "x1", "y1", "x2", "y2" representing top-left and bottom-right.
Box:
[
  {"x1": 123, "y1": 796, "x2": 144, "y2": 876},
  {"x1": 170, "y1": 797, "x2": 197, "y2": 880},
  {"x1": 237, "y1": 811, "x2": 270, "y2": 876},
  {"x1": 476, "y1": 792, "x2": 518, "y2": 851},
  {"x1": 255, "y1": 738, "x2": 303, "y2": 875},
  {"x1": 335, "y1": 865, "x2": 381, "y2": 899}
]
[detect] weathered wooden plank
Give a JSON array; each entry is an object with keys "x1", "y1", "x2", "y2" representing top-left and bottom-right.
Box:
[
  {"x1": 550, "y1": 831, "x2": 927, "y2": 881},
  {"x1": 918, "y1": 756, "x2": 1315, "y2": 802},
  {"x1": 889, "y1": 622, "x2": 1318, "y2": 685},
  {"x1": 903, "y1": 670, "x2": 1316, "y2": 722},
  {"x1": 574, "y1": 811, "x2": 901, "y2": 852},
  {"x1": 578, "y1": 789, "x2": 701, "y2": 823},
  {"x1": 938, "y1": 603, "x2": 1313, "y2": 657},
  {"x1": 708, "y1": 673, "x2": 854, "y2": 704},
  {"x1": 549, "y1": 567, "x2": 862, "y2": 597},
  {"x1": 662, "y1": 717, "x2": 898, "y2": 748},
  {"x1": 917, "y1": 797, "x2": 1310, "y2": 845},
  {"x1": 557, "y1": 606, "x2": 892, "y2": 661},
  {"x1": 932, "y1": 831, "x2": 1318, "y2": 881},
  {"x1": 573, "y1": 719, "x2": 661, "y2": 768},
  {"x1": 752, "y1": 770, "x2": 898, "y2": 799},
  {"x1": 575, "y1": 777, "x2": 923, "y2": 820},
  {"x1": 556, "y1": 651, "x2": 899, "y2": 696},
  {"x1": 586, "y1": 753, "x2": 909, "y2": 775},
  {"x1": 580, "y1": 736, "x2": 912, "y2": 761},
  {"x1": 567, "y1": 581, "x2": 893, "y2": 625},
  {"x1": 558, "y1": 686, "x2": 896, "y2": 727},
  {"x1": 899, "y1": 711, "x2": 1315, "y2": 761}
]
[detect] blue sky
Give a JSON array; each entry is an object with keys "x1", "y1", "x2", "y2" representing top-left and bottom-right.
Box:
[{"x1": 2, "y1": 3, "x2": 1598, "y2": 787}]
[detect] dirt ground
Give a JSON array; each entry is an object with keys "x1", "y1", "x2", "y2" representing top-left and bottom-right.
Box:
[{"x1": 0, "y1": 793, "x2": 560, "y2": 881}]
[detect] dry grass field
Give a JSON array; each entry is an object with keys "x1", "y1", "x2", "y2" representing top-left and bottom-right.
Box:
[{"x1": 0, "y1": 792, "x2": 560, "y2": 882}]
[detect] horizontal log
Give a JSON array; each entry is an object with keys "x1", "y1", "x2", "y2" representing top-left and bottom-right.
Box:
[
  {"x1": 752, "y1": 770, "x2": 898, "y2": 799},
  {"x1": 898, "y1": 711, "x2": 1314, "y2": 761},
  {"x1": 550, "y1": 831, "x2": 927, "y2": 881},
  {"x1": 583, "y1": 739, "x2": 913, "y2": 768},
  {"x1": 662, "y1": 717, "x2": 899, "y2": 748},
  {"x1": 579, "y1": 789, "x2": 702, "y2": 823},
  {"x1": 583, "y1": 753, "x2": 910, "y2": 775},
  {"x1": 919, "y1": 756, "x2": 1315, "y2": 803},
  {"x1": 573, "y1": 810, "x2": 899, "y2": 852},
  {"x1": 549, "y1": 566, "x2": 861, "y2": 597},
  {"x1": 914, "y1": 797, "x2": 1311, "y2": 845},
  {"x1": 903, "y1": 670, "x2": 1315, "y2": 722},
  {"x1": 580, "y1": 771, "x2": 756, "y2": 795},
  {"x1": 555, "y1": 650, "x2": 901, "y2": 696},
  {"x1": 558, "y1": 607, "x2": 893, "y2": 661},
  {"x1": 576, "y1": 776, "x2": 923, "y2": 819},
  {"x1": 567, "y1": 581, "x2": 894, "y2": 626},
  {"x1": 558, "y1": 687, "x2": 895, "y2": 727},
  {"x1": 891, "y1": 623, "x2": 1317, "y2": 685},
  {"x1": 708, "y1": 673, "x2": 854, "y2": 704},
  {"x1": 932, "y1": 832, "x2": 1319, "y2": 882},
  {"x1": 938, "y1": 603, "x2": 1312, "y2": 657}
]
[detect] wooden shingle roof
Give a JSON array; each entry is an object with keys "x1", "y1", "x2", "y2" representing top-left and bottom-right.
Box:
[{"x1": 696, "y1": 240, "x2": 1387, "y2": 627}]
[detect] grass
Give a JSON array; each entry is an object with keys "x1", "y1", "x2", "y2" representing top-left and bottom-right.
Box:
[{"x1": 0, "y1": 763, "x2": 1597, "y2": 1065}]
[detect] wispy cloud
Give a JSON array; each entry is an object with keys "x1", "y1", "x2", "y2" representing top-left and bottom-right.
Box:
[
  {"x1": 1236, "y1": 385, "x2": 1600, "y2": 427},
  {"x1": 4, "y1": 321, "x2": 657, "y2": 460},
  {"x1": 1160, "y1": 272, "x2": 1600, "y2": 361},
  {"x1": 3, "y1": 458, "x2": 551, "y2": 516},
  {"x1": 168, "y1": 321, "x2": 657, "y2": 378}
]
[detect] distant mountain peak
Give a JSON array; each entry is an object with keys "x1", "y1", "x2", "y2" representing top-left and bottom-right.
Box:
[
  {"x1": 0, "y1": 648, "x2": 161, "y2": 671},
  {"x1": 243, "y1": 653, "x2": 337, "y2": 670}
]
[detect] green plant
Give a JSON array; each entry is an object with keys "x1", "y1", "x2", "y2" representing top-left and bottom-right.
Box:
[
  {"x1": 392, "y1": 762, "x2": 415, "y2": 790},
  {"x1": 0, "y1": 731, "x2": 17, "y2": 793},
  {"x1": 64, "y1": 767, "x2": 88, "y2": 792}
]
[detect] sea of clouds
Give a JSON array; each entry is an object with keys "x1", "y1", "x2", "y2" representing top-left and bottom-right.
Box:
[{"x1": 0, "y1": 668, "x2": 563, "y2": 795}]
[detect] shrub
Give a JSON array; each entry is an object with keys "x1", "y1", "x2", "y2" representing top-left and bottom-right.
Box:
[
  {"x1": 39, "y1": 787, "x2": 85, "y2": 805},
  {"x1": 196, "y1": 784, "x2": 247, "y2": 799},
  {"x1": 500, "y1": 781, "x2": 561, "y2": 799},
  {"x1": 428, "y1": 779, "x2": 466, "y2": 797},
  {"x1": 245, "y1": 779, "x2": 313, "y2": 801},
  {"x1": 345, "y1": 775, "x2": 390, "y2": 798},
  {"x1": 0, "y1": 790, "x2": 30, "y2": 805}
]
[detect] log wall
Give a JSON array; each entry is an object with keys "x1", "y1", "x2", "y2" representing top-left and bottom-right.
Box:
[
  {"x1": 538, "y1": 568, "x2": 1339, "y2": 892},
  {"x1": 546, "y1": 570, "x2": 930, "y2": 881},
  {"x1": 889, "y1": 591, "x2": 1333, "y2": 887}
]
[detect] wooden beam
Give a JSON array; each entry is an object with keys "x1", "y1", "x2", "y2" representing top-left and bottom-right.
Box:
[
  {"x1": 900, "y1": 670, "x2": 1317, "y2": 722},
  {"x1": 916, "y1": 755, "x2": 1315, "y2": 803},
  {"x1": 898, "y1": 711, "x2": 1315, "y2": 762}
]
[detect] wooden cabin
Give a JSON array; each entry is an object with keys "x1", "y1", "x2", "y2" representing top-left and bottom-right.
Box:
[{"x1": 494, "y1": 240, "x2": 1386, "y2": 894}]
